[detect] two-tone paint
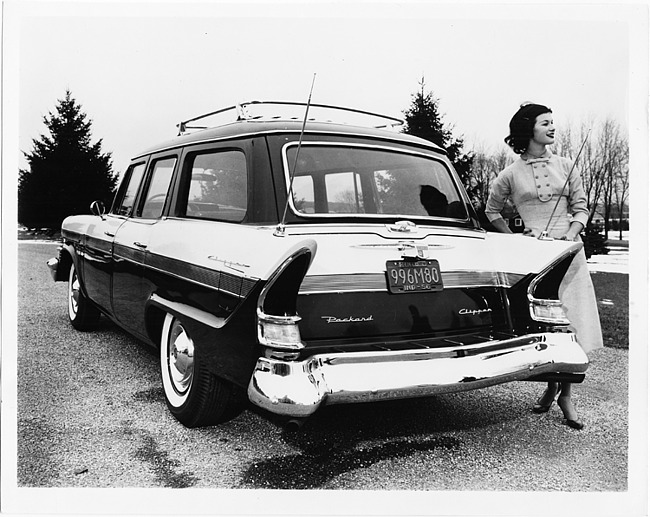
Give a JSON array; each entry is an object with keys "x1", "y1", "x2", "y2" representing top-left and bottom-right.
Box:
[{"x1": 48, "y1": 117, "x2": 590, "y2": 424}]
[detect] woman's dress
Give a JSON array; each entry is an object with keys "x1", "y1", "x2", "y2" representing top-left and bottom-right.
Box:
[{"x1": 485, "y1": 151, "x2": 604, "y2": 353}]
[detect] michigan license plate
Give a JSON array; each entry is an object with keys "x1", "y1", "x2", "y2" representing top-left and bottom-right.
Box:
[{"x1": 386, "y1": 259, "x2": 443, "y2": 294}]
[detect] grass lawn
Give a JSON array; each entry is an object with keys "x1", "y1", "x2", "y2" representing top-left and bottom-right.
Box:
[{"x1": 591, "y1": 272, "x2": 629, "y2": 349}]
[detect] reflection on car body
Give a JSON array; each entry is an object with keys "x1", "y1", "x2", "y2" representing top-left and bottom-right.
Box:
[{"x1": 47, "y1": 101, "x2": 588, "y2": 428}]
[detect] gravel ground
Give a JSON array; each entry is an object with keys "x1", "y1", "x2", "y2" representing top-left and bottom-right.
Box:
[{"x1": 4, "y1": 242, "x2": 642, "y2": 516}]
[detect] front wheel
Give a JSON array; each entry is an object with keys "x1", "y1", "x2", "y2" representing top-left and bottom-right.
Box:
[
  {"x1": 68, "y1": 262, "x2": 100, "y2": 330},
  {"x1": 160, "y1": 313, "x2": 243, "y2": 427}
]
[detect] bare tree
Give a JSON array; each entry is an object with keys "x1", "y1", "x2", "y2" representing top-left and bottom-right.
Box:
[
  {"x1": 610, "y1": 126, "x2": 630, "y2": 240},
  {"x1": 468, "y1": 144, "x2": 512, "y2": 210},
  {"x1": 597, "y1": 118, "x2": 628, "y2": 235},
  {"x1": 556, "y1": 119, "x2": 607, "y2": 228},
  {"x1": 555, "y1": 117, "x2": 628, "y2": 240}
]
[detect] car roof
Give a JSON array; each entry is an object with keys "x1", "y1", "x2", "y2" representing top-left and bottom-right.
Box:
[{"x1": 133, "y1": 119, "x2": 446, "y2": 160}]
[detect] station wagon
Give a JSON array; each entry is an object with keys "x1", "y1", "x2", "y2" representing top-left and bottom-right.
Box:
[{"x1": 48, "y1": 101, "x2": 589, "y2": 427}]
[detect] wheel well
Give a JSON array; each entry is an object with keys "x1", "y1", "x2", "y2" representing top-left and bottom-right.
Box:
[
  {"x1": 57, "y1": 248, "x2": 73, "y2": 281},
  {"x1": 145, "y1": 305, "x2": 167, "y2": 348}
]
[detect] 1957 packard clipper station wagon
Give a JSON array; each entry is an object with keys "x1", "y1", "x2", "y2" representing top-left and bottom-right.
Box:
[{"x1": 48, "y1": 101, "x2": 589, "y2": 428}]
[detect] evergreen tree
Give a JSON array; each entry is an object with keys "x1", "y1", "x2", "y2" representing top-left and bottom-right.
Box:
[
  {"x1": 19, "y1": 90, "x2": 118, "y2": 230},
  {"x1": 402, "y1": 79, "x2": 476, "y2": 198}
]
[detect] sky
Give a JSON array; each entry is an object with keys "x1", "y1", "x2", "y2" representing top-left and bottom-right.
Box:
[{"x1": 7, "y1": 1, "x2": 643, "y2": 176}]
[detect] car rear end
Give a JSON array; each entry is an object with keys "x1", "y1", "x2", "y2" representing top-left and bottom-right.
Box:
[{"x1": 247, "y1": 130, "x2": 589, "y2": 418}]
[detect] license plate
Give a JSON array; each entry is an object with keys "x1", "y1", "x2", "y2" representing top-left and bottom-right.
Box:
[{"x1": 386, "y1": 259, "x2": 443, "y2": 294}]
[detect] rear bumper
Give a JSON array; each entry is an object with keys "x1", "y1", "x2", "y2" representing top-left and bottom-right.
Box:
[{"x1": 247, "y1": 332, "x2": 589, "y2": 418}]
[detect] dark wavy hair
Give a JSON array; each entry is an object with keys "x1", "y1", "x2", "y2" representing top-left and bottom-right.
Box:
[{"x1": 504, "y1": 103, "x2": 552, "y2": 154}]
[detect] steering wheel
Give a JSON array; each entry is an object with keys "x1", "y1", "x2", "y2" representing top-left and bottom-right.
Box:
[
  {"x1": 146, "y1": 193, "x2": 167, "y2": 204},
  {"x1": 187, "y1": 202, "x2": 202, "y2": 216}
]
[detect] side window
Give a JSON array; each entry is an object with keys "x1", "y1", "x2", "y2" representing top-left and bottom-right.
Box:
[
  {"x1": 184, "y1": 150, "x2": 247, "y2": 223},
  {"x1": 137, "y1": 157, "x2": 177, "y2": 219},
  {"x1": 112, "y1": 163, "x2": 146, "y2": 216},
  {"x1": 292, "y1": 176, "x2": 315, "y2": 213},
  {"x1": 325, "y1": 172, "x2": 365, "y2": 213}
]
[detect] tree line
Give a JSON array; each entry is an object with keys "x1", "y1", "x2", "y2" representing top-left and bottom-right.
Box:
[{"x1": 19, "y1": 86, "x2": 629, "y2": 241}]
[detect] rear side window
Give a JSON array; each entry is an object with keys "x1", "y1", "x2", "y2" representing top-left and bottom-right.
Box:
[
  {"x1": 112, "y1": 162, "x2": 146, "y2": 216},
  {"x1": 183, "y1": 150, "x2": 248, "y2": 223},
  {"x1": 137, "y1": 157, "x2": 176, "y2": 219}
]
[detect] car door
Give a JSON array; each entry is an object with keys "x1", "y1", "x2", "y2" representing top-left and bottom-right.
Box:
[
  {"x1": 112, "y1": 154, "x2": 178, "y2": 339},
  {"x1": 82, "y1": 161, "x2": 147, "y2": 313}
]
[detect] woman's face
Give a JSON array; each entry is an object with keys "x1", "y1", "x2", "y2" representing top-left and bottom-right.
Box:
[{"x1": 531, "y1": 113, "x2": 555, "y2": 146}]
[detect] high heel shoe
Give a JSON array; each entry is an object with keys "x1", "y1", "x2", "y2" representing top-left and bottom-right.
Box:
[
  {"x1": 532, "y1": 385, "x2": 558, "y2": 413},
  {"x1": 564, "y1": 419, "x2": 584, "y2": 430},
  {"x1": 532, "y1": 399, "x2": 553, "y2": 413},
  {"x1": 557, "y1": 395, "x2": 584, "y2": 430}
]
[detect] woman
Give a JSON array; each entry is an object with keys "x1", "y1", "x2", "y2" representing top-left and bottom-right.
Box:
[{"x1": 485, "y1": 103, "x2": 603, "y2": 430}]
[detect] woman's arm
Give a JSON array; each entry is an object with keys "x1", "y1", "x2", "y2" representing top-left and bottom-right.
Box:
[
  {"x1": 491, "y1": 218, "x2": 513, "y2": 234},
  {"x1": 564, "y1": 157, "x2": 589, "y2": 228},
  {"x1": 561, "y1": 221, "x2": 584, "y2": 241},
  {"x1": 485, "y1": 169, "x2": 513, "y2": 233}
]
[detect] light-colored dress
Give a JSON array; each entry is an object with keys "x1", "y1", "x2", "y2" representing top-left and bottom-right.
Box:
[{"x1": 485, "y1": 150, "x2": 603, "y2": 353}]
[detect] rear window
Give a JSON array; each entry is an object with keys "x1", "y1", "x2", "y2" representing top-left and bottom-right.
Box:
[{"x1": 284, "y1": 144, "x2": 467, "y2": 220}]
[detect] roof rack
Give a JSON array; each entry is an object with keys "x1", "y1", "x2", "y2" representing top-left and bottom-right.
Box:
[{"x1": 176, "y1": 100, "x2": 404, "y2": 135}]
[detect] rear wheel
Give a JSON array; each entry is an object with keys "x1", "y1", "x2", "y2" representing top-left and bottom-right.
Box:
[
  {"x1": 68, "y1": 262, "x2": 100, "y2": 330},
  {"x1": 160, "y1": 313, "x2": 243, "y2": 427}
]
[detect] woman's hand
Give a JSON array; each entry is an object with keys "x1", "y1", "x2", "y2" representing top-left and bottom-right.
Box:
[
  {"x1": 559, "y1": 222, "x2": 584, "y2": 241},
  {"x1": 522, "y1": 228, "x2": 541, "y2": 238}
]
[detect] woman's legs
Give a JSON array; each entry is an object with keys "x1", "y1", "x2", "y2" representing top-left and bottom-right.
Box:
[
  {"x1": 532, "y1": 381, "x2": 559, "y2": 413},
  {"x1": 557, "y1": 382, "x2": 584, "y2": 429}
]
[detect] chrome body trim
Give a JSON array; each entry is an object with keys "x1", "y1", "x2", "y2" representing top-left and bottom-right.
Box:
[
  {"x1": 247, "y1": 332, "x2": 589, "y2": 417},
  {"x1": 299, "y1": 270, "x2": 527, "y2": 294},
  {"x1": 150, "y1": 293, "x2": 226, "y2": 329}
]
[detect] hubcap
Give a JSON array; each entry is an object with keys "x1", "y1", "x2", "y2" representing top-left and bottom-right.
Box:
[{"x1": 168, "y1": 322, "x2": 195, "y2": 396}]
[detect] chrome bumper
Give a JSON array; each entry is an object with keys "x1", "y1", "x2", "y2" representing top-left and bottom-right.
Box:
[
  {"x1": 46, "y1": 257, "x2": 60, "y2": 281},
  {"x1": 247, "y1": 333, "x2": 589, "y2": 418}
]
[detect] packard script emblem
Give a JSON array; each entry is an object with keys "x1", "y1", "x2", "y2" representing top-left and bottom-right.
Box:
[{"x1": 322, "y1": 315, "x2": 374, "y2": 324}]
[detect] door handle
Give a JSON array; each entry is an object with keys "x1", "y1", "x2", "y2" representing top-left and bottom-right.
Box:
[
  {"x1": 133, "y1": 242, "x2": 148, "y2": 249},
  {"x1": 104, "y1": 231, "x2": 115, "y2": 237}
]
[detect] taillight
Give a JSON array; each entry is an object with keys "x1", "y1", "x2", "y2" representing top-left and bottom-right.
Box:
[
  {"x1": 529, "y1": 298, "x2": 570, "y2": 324},
  {"x1": 256, "y1": 246, "x2": 313, "y2": 358},
  {"x1": 257, "y1": 311, "x2": 304, "y2": 350},
  {"x1": 527, "y1": 252, "x2": 576, "y2": 325}
]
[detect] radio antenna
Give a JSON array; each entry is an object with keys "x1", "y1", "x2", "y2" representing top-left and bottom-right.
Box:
[
  {"x1": 538, "y1": 128, "x2": 591, "y2": 240},
  {"x1": 274, "y1": 73, "x2": 317, "y2": 237}
]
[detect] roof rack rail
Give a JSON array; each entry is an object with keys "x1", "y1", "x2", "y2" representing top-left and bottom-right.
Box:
[{"x1": 176, "y1": 100, "x2": 404, "y2": 135}]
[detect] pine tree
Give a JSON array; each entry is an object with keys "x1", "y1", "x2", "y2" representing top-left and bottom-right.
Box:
[
  {"x1": 402, "y1": 79, "x2": 475, "y2": 197},
  {"x1": 19, "y1": 90, "x2": 118, "y2": 230}
]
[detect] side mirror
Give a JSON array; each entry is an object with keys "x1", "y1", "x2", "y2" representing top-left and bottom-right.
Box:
[{"x1": 90, "y1": 200, "x2": 106, "y2": 219}]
